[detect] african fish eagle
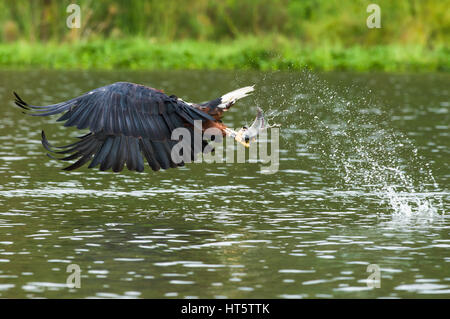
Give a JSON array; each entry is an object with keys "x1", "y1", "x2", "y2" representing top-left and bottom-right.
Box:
[{"x1": 13, "y1": 82, "x2": 255, "y2": 172}]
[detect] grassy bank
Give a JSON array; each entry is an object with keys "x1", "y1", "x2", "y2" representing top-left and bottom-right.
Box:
[
  {"x1": 1, "y1": 1, "x2": 448, "y2": 72},
  {"x1": 0, "y1": 37, "x2": 448, "y2": 72},
  {"x1": 2, "y1": 1, "x2": 448, "y2": 46}
]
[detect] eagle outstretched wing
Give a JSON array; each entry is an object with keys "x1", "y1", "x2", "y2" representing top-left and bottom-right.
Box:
[{"x1": 14, "y1": 82, "x2": 214, "y2": 172}]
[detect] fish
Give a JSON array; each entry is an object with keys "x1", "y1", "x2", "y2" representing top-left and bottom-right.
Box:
[{"x1": 224, "y1": 107, "x2": 279, "y2": 147}]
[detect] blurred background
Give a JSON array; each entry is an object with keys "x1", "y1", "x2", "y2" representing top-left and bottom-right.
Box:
[{"x1": 0, "y1": 0, "x2": 449, "y2": 71}]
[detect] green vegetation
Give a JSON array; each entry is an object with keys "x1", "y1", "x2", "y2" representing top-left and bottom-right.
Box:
[
  {"x1": 0, "y1": 0, "x2": 448, "y2": 71},
  {"x1": 0, "y1": 37, "x2": 448, "y2": 71}
]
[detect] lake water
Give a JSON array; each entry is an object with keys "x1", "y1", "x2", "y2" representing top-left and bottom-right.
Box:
[{"x1": 0, "y1": 70, "x2": 448, "y2": 298}]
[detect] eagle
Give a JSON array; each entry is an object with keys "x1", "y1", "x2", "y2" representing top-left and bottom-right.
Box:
[{"x1": 13, "y1": 82, "x2": 256, "y2": 172}]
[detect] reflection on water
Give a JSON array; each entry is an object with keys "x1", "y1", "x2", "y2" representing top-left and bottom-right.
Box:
[{"x1": 0, "y1": 70, "x2": 448, "y2": 298}]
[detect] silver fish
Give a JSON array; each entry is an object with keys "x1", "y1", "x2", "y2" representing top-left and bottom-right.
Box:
[{"x1": 225, "y1": 107, "x2": 278, "y2": 147}]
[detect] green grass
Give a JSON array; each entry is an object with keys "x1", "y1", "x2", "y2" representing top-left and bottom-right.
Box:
[
  {"x1": 0, "y1": 37, "x2": 448, "y2": 72},
  {"x1": 1, "y1": 1, "x2": 448, "y2": 71},
  {"x1": 2, "y1": 1, "x2": 449, "y2": 46}
]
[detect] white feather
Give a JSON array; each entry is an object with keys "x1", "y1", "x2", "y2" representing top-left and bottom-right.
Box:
[
  {"x1": 218, "y1": 85, "x2": 255, "y2": 108},
  {"x1": 177, "y1": 97, "x2": 193, "y2": 106}
]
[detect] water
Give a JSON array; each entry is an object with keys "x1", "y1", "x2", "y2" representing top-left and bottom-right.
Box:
[{"x1": 0, "y1": 70, "x2": 448, "y2": 298}]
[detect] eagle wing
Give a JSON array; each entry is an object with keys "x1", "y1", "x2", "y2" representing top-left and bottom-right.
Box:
[{"x1": 14, "y1": 82, "x2": 214, "y2": 172}]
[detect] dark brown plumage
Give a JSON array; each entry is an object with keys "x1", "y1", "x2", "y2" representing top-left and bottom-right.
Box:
[{"x1": 14, "y1": 82, "x2": 254, "y2": 172}]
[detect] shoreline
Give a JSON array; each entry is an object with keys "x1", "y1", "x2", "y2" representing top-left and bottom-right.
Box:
[{"x1": 0, "y1": 38, "x2": 448, "y2": 72}]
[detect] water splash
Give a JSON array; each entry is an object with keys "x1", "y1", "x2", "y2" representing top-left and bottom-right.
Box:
[
  {"x1": 251, "y1": 70, "x2": 446, "y2": 217},
  {"x1": 383, "y1": 186, "x2": 437, "y2": 217}
]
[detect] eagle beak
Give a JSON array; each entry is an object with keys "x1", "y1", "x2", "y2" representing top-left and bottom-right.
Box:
[
  {"x1": 234, "y1": 130, "x2": 251, "y2": 148},
  {"x1": 223, "y1": 128, "x2": 251, "y2": 147},
  {"x1": 234, "y1": 134, "x2": 250, "y2": 148},
  {"x1": 239, "y1": 140, "x2": 250, "y2": 148}
]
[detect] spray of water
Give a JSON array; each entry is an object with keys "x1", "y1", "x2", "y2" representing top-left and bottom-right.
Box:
[{"x1": 248, "y1": 70, "x2": 445, "y2": 217}]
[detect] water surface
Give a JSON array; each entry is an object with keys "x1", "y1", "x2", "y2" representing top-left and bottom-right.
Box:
[{"x1": 0, "y1": 70, "x2": 448, "y2": 298}]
